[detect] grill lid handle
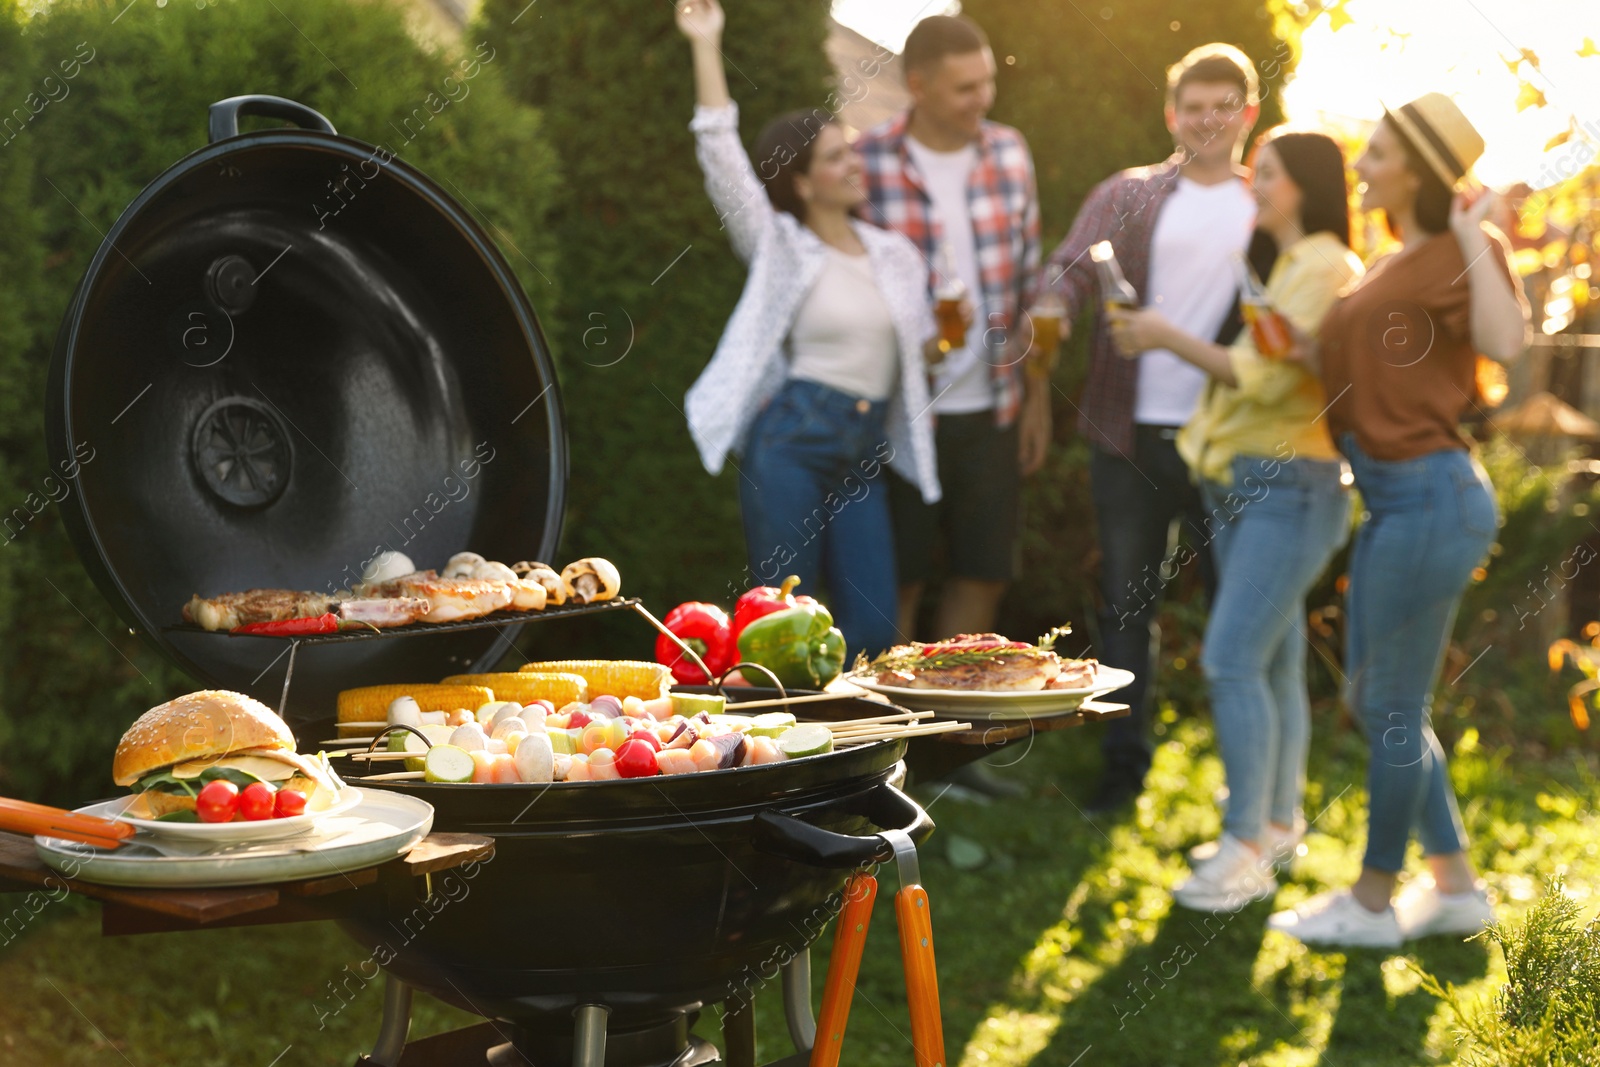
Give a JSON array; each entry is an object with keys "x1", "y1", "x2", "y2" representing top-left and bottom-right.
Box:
[
  {"x1": 208, "y1": 95, "x2": 337, "y2": 143},
  {"x1": 752, "y1": 782, "x2": 933, "y2": 869}
]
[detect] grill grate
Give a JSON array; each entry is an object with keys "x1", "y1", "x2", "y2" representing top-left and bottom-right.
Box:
[{"x1": 165, "y1": 597, "x2": 639, "y2": 644}]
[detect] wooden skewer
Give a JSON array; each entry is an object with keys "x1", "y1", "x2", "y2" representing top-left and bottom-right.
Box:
[
  {"x1": 810, "y1": 710, "x2": 933, "y2": 728},
  {"x1": 828, "y1": 721, "x2": 945, "y2": 737},
  {"x1": 331, "y1": 751, "x2": 413, "y2": 761},
  {"x1": 359, "y1": 770, "x2": 426, "y2": 781},
  {"x1": 319, "y1": 737, "x2": 381, "y2": 747},
  {"x1": 827, "y1": 716, "x2": 937, "y2": 733},
  {"x1": 833, "y1": 721, "x2": 972, "y2": 743},
  {"x1": 723, "y1": 691, "x2": 865, "y2": 712}
]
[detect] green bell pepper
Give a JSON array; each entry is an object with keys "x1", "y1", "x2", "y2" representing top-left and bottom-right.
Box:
[{"x1": 735, "y1": 603, "x2": 847, "y2": 690}]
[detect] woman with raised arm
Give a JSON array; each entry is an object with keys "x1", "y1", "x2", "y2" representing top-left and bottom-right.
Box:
[
  {"x1": 676, "y1": 0, "x2": 944, "y2": 658},
  {"x1": 1263, "y1": 94, "x2": 1529, "y2": 947},
  {"x1": 1109, "y1": 129, "x2": 1363, "y2": 912}
]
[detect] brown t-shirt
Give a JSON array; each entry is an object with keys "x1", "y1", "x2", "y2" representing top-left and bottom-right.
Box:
[{"x1": 1320, "y1": 229, "x2": 1516, "y2": 460}]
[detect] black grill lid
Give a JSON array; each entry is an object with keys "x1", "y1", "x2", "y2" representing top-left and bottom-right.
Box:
[{"x1": 45, "y1": 96, "x2": 567, "y2": 730}]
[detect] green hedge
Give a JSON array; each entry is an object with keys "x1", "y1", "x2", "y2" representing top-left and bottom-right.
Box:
[
  {"x1": 476, "y1": 0, "x2": 836, "y2": 663},
  {"x1": 0, "y1": 0, "x2": 558, "y2": 804}
]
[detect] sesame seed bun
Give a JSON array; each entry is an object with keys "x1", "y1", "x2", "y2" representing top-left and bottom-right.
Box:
[{"x1": 113, "y1": 690, "x2": 295, "y2": 787}]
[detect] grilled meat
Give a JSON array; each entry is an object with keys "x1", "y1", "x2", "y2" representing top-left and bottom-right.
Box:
[
  {"x1": 359, "y1": 574, "x2": 514, "y2": 622},
  {"x1": 1050, "y1": 658, "x2": 1100, "y2": 689},
  {"x1": 870, "y1": 631, "x2": 1096, "y2": 692},
  {"x1": 183, "y1": 589, "x2": 337, "y2": 632},
  {"x1": 337, "y1": 597, "x2": 433, "y2": 628}
]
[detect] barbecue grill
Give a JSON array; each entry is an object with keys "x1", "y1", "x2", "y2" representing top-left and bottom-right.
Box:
[{"x1": 45, "y1": 95, "x2": 937, "y2": 1067}]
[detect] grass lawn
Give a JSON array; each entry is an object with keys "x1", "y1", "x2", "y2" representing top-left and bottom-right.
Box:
[{"x1": 2, "y1": 710, "x2": 1596, "y2": 1067}]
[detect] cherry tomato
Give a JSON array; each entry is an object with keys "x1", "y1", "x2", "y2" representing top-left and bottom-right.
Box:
[
  {"x1": 627, "y1": 729, "x2": 661, "y2": 752},
  {"x1": 274, "y1": 789, "x2": 308, "y2": 818},
  {"x1": 238, "y1": 781, "x2": 277, "y2": 821},
  {"x1": 196, "y1": 779, "x2": 240, "y2": 823},
  {"x1": 615, "y1": 739, "x2": 660, "y2": 778},
  {"x1": 567, "y1": 709, "x2": 593, "y2": 729}
]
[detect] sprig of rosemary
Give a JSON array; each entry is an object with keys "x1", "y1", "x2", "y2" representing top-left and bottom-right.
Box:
[{"x1": 861, "y1": 624, "x2": 1074, "y2": 673}]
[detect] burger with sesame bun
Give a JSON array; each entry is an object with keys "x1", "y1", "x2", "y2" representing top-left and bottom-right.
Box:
[{"x1": 114, "y1": 690, "x2": 345, "y2": 821}]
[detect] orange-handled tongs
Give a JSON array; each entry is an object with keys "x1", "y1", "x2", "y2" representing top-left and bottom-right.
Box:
[
  {"x1": 0, "y1": 796, "x2": 137, "y2": 850},
  {"x1": 810, "y1": 828, "x2": 945, "y2": 1067}
]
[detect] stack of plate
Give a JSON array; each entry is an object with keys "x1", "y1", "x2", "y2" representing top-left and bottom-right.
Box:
[{"x1": 34, "y1": 788, "x2": 434, "y2": 888}]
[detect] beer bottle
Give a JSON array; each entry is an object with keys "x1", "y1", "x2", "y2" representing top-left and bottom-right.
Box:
[
  {"x1": 1090, "y1": 241, "x2": 1140, "y2": 312},
  {"x1": 1233, "y1": 253, "x2": 1294, "y2": 360}
]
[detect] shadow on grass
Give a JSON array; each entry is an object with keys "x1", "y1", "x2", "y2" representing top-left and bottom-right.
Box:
[
  {"x1": 1317, "y1": 933, "x2": 1490, "y2": 1065},
  {"x1": 1030, "y1": 898, "x2": 1276, "y2": 1065}
]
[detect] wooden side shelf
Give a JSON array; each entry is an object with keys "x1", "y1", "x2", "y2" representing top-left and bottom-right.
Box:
[
  {"x1": 935, "y1": 701, "x2": 1130, "y2": 745},
  {"x1": 0, "y1": 830, "x2": 494, "y2": 935}
]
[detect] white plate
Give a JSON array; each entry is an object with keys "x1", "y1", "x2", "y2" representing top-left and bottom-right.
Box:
[
  {"x1": 843, "y1": 666, "x2": 1136, "y2": 721},
  {"x1": 34, "y1": 789, "x2": 434, "y2": 888},
  {"x1": 110, "y1": 785, "x2": 364, "y2": 842}
]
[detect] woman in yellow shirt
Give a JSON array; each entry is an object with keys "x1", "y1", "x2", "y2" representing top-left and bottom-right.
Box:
[{"x1": 1110, "y1": 129, "x2": 1363, "y2": 912}]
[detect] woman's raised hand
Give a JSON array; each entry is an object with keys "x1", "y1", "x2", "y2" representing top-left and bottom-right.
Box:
[
  {"x1": 1449, "y1": 183, "x2": 1497, "y2": 242},
  {"x1": 675, "y1": 0, "x2": 725, "y2": 44}
]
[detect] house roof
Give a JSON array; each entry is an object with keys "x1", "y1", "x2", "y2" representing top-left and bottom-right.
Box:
[{"x1": 824, "y1": 18, "x2": 910, "y2": 134}]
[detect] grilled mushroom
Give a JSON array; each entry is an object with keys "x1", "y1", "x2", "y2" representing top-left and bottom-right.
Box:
[
  {"x1": 512, "y1": 561, "x2": 567, "y2": 606},
  {"x1": 456, "y1": 559, "x2": 546, "y2": 610},
  {"x1": 443, "y1": 551, "x2": 486, "y2": 579},
  {"x1": 561, "y1": 557, "x2": 621, "y2": 605}
]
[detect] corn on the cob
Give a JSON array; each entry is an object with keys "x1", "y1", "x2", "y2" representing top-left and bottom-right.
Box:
[
  {"x1": 337, "y1": 684, "x2": 494, "y2": 724},
  {"x1": 439, "y1": 672, "x2": 589, "y2": 707},
  {"x1": 517, "y1": 660, "x2": 672, "y2": 700}
]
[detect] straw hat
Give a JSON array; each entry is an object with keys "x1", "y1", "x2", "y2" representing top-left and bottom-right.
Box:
[{"x1": 1382, "y1": 92, "x2": 1484, "y2": 189}]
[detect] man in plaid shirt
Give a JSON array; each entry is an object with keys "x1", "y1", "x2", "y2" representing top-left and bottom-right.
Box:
[
  {"x1": 854, "y1": 15, "x2": 1048, "y2": 676},
  {"x1": 1036, "y1": 44, "x2": 1260, "y2": 813}
]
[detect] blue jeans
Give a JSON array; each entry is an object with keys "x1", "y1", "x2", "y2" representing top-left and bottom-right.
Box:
[
  {"x1": 1342, "y1": 433, "x2": 1494, "y2": 871},
  {"x1": 1090, "y1": 428, "x2": 1218, "y2": 787},
  {"x1": 739, "y1": 379, "x2": 900, "y2": 658},
  {"x1": 1201, "y1": 455, "x2": 1350, "y2": 844}
]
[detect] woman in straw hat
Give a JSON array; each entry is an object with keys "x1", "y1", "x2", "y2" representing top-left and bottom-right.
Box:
[{"x1": 1267, "y1": 93, "x2": 1528, "y2": 948}]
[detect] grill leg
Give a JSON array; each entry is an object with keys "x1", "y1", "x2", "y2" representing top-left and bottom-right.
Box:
[
  {"x1": 367, "y1": 975, "x2": 413, "y2": 1066},
  {"x1": 572, "y1": 1004, "x2": 610, "y2": 1067},
  {"x1": 781, "y1": 948, "x2": 816, "y2": 1055},
  {"x1": 722, "y1": 996, "x2": 756, "y2": 1067}
]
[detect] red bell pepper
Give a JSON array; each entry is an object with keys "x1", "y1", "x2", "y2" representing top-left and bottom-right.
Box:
[
  {"x1": 731, "y1": 575, "x2": 817, "y2": 641},
  {"x1": 232, "y1": 613, "x2": 342, "y2": 636},
  {"x1": 654, "y1": 602, "x2": 736, "y2": 685}
]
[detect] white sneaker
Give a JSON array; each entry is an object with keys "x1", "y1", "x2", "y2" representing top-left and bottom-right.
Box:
[
  {"x1": 1267, "y1": 889, "x2": 1402, "y2": 948},
  {"x1": 1395, "y1": 877, "x2": 1495, "y2": 940},
  {"x1": 1172, "y1": 834, "x2": 1279, "y2": 912},
  {"x1": 1189, "y1": 818, "x2": 1304, "y2": 869}
]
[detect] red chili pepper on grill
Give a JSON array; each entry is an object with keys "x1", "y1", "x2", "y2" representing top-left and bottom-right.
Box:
[
  {"x1": 654, "y1": 602, "x2": 736, "y2": 685},
  {"x1": 232, "y1": 612, "x2": 342, "y2": 636},
  {"x1": 731, "y1": 575, "x2": 817, "y2": 641}
]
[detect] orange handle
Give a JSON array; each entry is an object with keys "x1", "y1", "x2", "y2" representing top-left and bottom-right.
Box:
[
  {"x1": 809, "y1": 873, "x2": 878, "y2": 1067},
  {"x1": 0, "y1": 797, "x2": 135, "y2": 849},
  {"x1": 895, "y1": 885, "x2": 945, "y2": 1067}
]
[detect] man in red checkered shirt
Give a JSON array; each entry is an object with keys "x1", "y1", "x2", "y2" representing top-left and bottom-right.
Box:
[
  {"x1": 1034, "y1": 45, "x2": 1261, "y2": 813},
  {"x1": 854, "y1": 15, "x2": 1048, "y2": 655}
]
